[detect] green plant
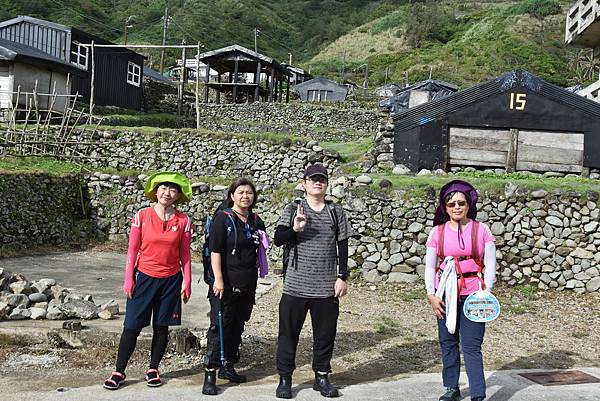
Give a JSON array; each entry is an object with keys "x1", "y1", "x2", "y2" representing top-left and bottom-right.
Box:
[
  {"x1": 375, "y1": 316, "x2": 400, "y2": 335},
  {"x1": 400, "y1": 287, "x2": 425, "y2": 302}
]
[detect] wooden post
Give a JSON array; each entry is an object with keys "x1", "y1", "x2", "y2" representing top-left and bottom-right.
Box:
[
  {"x1": 195, "y1": 42, "x2": 200, "y2": 129},
  {"x1": 233, "y1": 58, "x2": 239, "y2": 103},
  {"x1": 273, "y1": 75, "x2": 278, "y2": 101},
  {"x1": 254, "y1": 61, "x2": 261, "y2": 102},
  {"x1": 204, "y1": 61, "x2": 210, "y2": 103},
  {"x1": 177, "y1": 43, "x2": 186, "y2": 116},
  {"x1": 268, "y1": 66, "x2": 275, "y2": 102},
  {"x1": 216, "y1": 74, "x2": 221, "y2": 104},
  {"x1": 89, "y1": 41, "x2": 95, "y2": 116},
  {"x1": 286, "y1": 75, "x2": 290, "y2": 103},
  {"x1": 278, "y1": 77, "x2": 283, "y2": 102},
  {"x1": 506, "y1": 128, "x2": 519, "y2": 173}
]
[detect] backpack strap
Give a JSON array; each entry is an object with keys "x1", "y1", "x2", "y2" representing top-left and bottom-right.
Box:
[
  {"x1": 435, "y1": 223, "x2": 446, "y2": 277},
  {"x1": 222, "y1": 209, "x2": 238, "y2": 255},
  {"x1": 470, "y1": 220, "x2": 485, "y2": 289},
  {"x1": 325, "y1": 200, "x2": 340, "y2": 240}
]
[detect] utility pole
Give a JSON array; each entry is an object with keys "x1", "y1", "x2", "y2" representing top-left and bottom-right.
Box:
[
  {"x1": 124, "y1": 16, "x2": 134, "y2": 45},
  {"x1": 160, "y1": 7, "x2": 169, "y2": 74},
  {"x1": 178, "y1": 40, "x2": 187, "y2": 116},
  {"x1": 254, "y1": 28, "x2": 259, "y2": 52}
]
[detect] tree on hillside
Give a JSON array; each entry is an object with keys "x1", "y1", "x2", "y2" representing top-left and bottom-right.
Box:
[
  {"x1": 568, "y1": 49, "x2": 600, "y2": 86},
  {"x1": 405, "y1": 0, "x2": 454, "y2": 48},
  {"x1": 512, "y1": 0, "x2": 562, "y2": 44}
]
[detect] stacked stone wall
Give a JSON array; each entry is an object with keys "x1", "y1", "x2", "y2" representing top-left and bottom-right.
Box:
[
  {"x1": 0, "y1": 173, "x2": 90, "y2": 252},
  {"x1": 80, "y1": 173, "x2": 600, "y2": 294}
]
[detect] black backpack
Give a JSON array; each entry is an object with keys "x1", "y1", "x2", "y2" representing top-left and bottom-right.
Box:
[
  {"x1": 281, "y1": 199, "x2": 339, "y2": 277},
  {"x1": 201, "y1": 201, "x2": 259, "y2": 285}
]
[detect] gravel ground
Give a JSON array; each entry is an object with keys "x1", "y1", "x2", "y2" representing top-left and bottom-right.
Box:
[
  {"x1": 239, "y1": 279, "x2": 600, "y2": 385},
  {"x1": 1, "y1": 278, "x2": 599, "y2": 392}
]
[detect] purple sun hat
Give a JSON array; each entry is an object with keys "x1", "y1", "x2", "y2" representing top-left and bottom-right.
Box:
[{"x1": 433, "y1": 180, "x2": 478, "y2": 226}]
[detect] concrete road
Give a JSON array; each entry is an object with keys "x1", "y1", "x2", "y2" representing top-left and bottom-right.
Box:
[{"x1": 3, "y1": 368, "x2": 600, "y2": 401}]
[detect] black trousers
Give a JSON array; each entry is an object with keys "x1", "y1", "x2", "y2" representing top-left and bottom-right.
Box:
[
  {"x1": 276, "y1": 294, "x2": 339, "y2": 376},
  {"x1": 204, "y1": 288, "x2": 254, "y2": 368}
]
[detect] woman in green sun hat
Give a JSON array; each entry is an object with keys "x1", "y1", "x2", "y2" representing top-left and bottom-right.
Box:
[{"x1": 103, "y1": 171, "x2": 193, "y2": 391}]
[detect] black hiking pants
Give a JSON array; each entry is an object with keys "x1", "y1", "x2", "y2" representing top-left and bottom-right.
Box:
[
  {"x1": 204, "y1": 288, "x2": 254, "y2": 368},
  {"x1": 276, "y1": 294, "x2": 339, "y2": 376}
]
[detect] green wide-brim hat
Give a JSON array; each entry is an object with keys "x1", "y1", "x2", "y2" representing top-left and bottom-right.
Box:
[{"x1": 144, "y1": 171, "x2": 192, "y2": 204}]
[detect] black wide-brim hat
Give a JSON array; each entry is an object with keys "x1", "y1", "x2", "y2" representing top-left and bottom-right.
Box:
[{"x1": 433, "y1": 180, "x2": 478, "y2": 226}]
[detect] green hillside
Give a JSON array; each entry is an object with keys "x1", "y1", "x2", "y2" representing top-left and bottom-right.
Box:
[
  {"x1": 307, "y1": 0, "x2": 583, "y2": 88},
  {"x1": 0, "y1": 0, "x2": 591, "y2": 89},
  {"x1": 0, "y1": 0, "x2": 405, "y2": 69}
]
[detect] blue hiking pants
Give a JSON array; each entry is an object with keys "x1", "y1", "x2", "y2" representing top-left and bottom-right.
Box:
[{"x1": 437, "y1": 297, "x2": 486, "y2": 399}]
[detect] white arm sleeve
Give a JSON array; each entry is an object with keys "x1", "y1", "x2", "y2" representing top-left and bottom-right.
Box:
[
  {"x1": 483, "y1": 242, "x2": 497, "y2": 291},
  {"x1": 425, "y1": 246, "x2": 439, "y2": 295}
]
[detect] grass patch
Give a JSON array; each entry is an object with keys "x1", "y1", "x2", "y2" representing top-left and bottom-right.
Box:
[
  {"x1": 504, "y1": 304, "x2": 528, "y2": 315},
  {"x1": 375, "y1": 316, "x2": 400, "y2": 335},
  {"x1": 0, "y1": 156, "x2": 83, "y2": 174},
  {"x1": 399, "y1": 287, "x2": 426, "y2": 302},
  {"x1": 516, "y1": 284, "x2": 538, "y2": 299},
  {"x1": 369, "y1": 172, "x2": 600, "y2": 200},
  {"x1": 321, "y1": 137, "x2": 374, "y2": 163},
  {"x1": 0, "y1": 333, "x2": 31, "y2": 348},
  {"x1": 571, "y1": 331, "x2": 589, "y2": 339}
]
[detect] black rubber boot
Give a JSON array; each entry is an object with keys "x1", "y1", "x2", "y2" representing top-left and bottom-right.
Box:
[
  {"x1": 202, "y1": 368, "x2": 218, "y2": 396},
  {"x1": 275, "y1": 375, "x2": 293, "y2": 399},
  {"x1": 313, "y1": 372, "x2": 339, "y2": 398},
  {"x1": 439, "y1": 387, "x2": 461, "y2": 401},
  {"x1": 218, "y1": 362, "x2": 247, "y2": 383}
]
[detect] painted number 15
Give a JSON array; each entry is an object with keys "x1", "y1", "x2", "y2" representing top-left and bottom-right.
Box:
[{"x1": 509, "y1": 93, "x2": 526, "y2": 110}]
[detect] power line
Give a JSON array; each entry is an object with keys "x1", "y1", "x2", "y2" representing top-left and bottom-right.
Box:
[
  {"x1": 48, "y1": 0, "x2": 122, "y2": 33},
  {"x1": 254, "y1": 28, "x2": 294, "y2": 54},
  {"x1": 168, "y1": 17, "x2": 200, "y2": 44}
]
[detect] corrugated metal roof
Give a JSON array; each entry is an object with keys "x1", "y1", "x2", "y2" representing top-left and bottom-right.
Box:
[
  {"x1": 0, "y1": 15, "x2": 70, "y2": 32},
  {"x1": 0, "y1": 37, "x2": 79, "y2": 73},
  {"x1": 392, "y1": 69, "x2": 600, "y2": 132},
  {"x1": 294, "y1": 76, "x2": 346, "y2": 91},
  {"x1": 199, "y1": 44, "x2": 269, "y2": 64},
  {"x1": 143, "y1": 66, "x2": 175, "y2": 86}
]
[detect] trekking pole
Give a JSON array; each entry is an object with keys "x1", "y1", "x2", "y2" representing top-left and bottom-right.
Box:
[{"x1": 218, "y1": 298, "x2": 226, "y2": 366}]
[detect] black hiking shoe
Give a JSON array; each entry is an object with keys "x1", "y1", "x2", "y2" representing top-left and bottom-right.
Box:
[
  {"x1": 275, "y1": 375, "x2": 293, "y2": 399},
  {"x1": 218, "y1": 362, "x2": 247, "y2": 383},
  {"x1": 202, "y1": 368, "x2": 218, "y2": 396},
  {"x1": 313, "y1": 372, "x2": 339, "y2": 398},
  {"x1": 439, "y1": 387, "x2": 461, "y2": 401}
]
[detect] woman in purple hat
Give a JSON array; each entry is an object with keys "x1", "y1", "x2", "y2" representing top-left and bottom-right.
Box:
[{"x1": 424, "y1": 180, "x2": 497, "y2": 401}]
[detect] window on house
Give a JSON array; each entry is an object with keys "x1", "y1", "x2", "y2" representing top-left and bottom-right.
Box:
[
  {"x1": 307, "y1": 89, "x2": 332, "y2": 102},
  {"x1": 71, "y1": 41, "x2": 88, "y2": 70},
  {"x1": 127, "y1": 62, "x2": 141, "y2": 87}
]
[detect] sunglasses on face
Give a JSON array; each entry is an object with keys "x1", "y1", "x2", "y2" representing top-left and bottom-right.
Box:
[
  {"x1": 307, "y1": 175, "x2": 327, "y2": 183},
  {"x1": 446, "y1": 200, "x2": 467, "y2": 208}
]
